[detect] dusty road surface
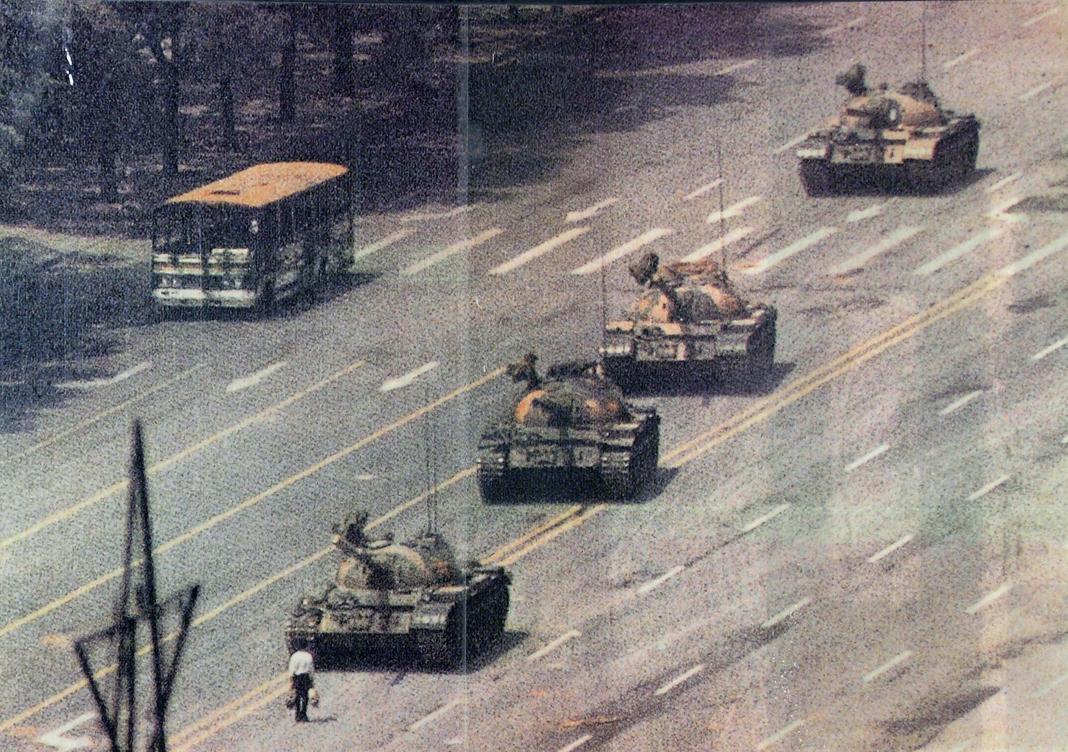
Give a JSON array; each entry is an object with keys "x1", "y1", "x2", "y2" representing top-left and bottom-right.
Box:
[{"x1": 3, "y1": 3, "x2": 1068, "y2": 751}]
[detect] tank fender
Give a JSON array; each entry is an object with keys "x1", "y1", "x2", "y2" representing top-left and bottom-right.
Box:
[
  {"x1": 903, "y1": 137, "x2": 938, "y2": 161},
  {"x1": 411, "y1": 601, "x2": 453, "y2": 632},
  {"x1": 796, "y1": 139, "x2": 830, "y2": 160},
  {"x1": 472, "y1": 565, "x2": 511, "y2": 584},
  {"x1": 716, "y1": 329, "x2": 751, "y2": 357}
]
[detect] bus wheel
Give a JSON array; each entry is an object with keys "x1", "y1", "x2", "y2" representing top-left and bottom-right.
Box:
[{"x1": 257, "y1": 281, "x2": 275, "y2": 317}]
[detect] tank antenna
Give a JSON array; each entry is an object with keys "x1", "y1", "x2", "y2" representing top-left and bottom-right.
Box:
[
  {"x1": 600, "y1": 243, "x2": 608, "y2": 349},
  {"x1": 423, "y1": 381, "x2": 437, "y2": 535},
  {"x1": 716, "y1": 135, "x2": 726, "y2": 267},
  {"x1": 920, "y1": 2, "x2": 928, "y2": 83}
]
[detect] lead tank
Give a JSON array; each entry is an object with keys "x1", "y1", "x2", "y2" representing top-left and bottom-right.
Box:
[
  {"x1": 600, "y1": 253, "x2": 776, "y2": 390},
  {"x1": 796, "y1": 63, "x2": 979, "y2": 194},
  {"x1": 477, "y1": 355, "x2": 660, "y2": 502},
  {"x1": 285, "y1": 510, "x2": 510, "y2": 665}
]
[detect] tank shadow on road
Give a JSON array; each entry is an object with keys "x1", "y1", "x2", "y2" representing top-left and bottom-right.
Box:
[{"x1": 316, "y1": 629, "x2": 528, "y2": 674}]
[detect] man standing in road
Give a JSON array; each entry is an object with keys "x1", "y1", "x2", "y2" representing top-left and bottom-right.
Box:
[{"x1": 288, "y1": 639, "x2": 315, "y2": 723}]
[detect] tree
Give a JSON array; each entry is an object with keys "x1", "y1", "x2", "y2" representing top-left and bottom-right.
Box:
[
  {"x1": 122, "y1": 1, "x2": 190, "y2": 179},
  {"x1": 331, "y1": 5, "x2": 354, "y2": 97},
  {"x1": 0, "y1": 0, "x2": 56, "y2": 202},
  {"x1": 278, "y1": 4, "x2": 298, "y2": 123}
]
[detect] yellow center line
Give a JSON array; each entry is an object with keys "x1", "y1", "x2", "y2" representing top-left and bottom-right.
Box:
[
  {"x1": 0, "y1": 368, "x2": 503, "y2": 643},
  {"x1": 0, "y1": 466, "x2": 477, "y2": 736},
  {"x1": 663, "y1": 274, "x2": 999, "y2": 466},
  {"x1": 480, "y1": 504, "x2": 584, "y2": 565},
  {"x1": 0, "y1": 360, "x2": 368, "y2": 553},
  {"x1": 79, "y1": 267, "x2": 1050, "y2": 749},
  {"x1": 0, "y1": 365, "x2": 207, "y2": 468}
]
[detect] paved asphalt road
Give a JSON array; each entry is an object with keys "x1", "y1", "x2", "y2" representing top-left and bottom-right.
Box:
[{"x1": 3, "y1": 2, "x2": 1068, "y2": 751}]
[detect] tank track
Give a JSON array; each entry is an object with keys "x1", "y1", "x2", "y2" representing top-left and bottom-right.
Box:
[
  {"x1": 799, "y1": 159, "x2": 834, "y2": 197},
  {"x1": 600, "y1": 425, "x2": 659, "y2": 500},
  {"x1": 906, "y1": 126, "x2": 979, "y2": 193},
  {"x1": 477, "y1": 448, "x2": 510, "y2": 503},
  {"x1": 602, "y1": 355, "x2": 639, "y2": 392},
  {"x1": 416, "y1": 580, "x2": 510, "y2": 667}
]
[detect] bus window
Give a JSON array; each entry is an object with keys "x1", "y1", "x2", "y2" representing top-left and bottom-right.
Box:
[{"x1": 154, "y1": 206, "x2": 194, "y2": 253}]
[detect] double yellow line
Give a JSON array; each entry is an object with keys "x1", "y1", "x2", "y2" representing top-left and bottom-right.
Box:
[
  {"x1": 0, "y1": 269, "x2": 1016, "y2": 747},
  {"x1": 664, "y1": 273, "x2": 1002, "y2": 467},
  {"x1": 157, "y1": 271, "x2": 1017, "y2": 750}
]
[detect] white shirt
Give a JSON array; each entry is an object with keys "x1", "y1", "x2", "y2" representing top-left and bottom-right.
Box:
[{"x1": 288, "y1": 650, "x2": 314, "y2": 676}]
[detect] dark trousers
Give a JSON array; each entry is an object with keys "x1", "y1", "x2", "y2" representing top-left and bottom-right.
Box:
[{"x1": 292, "y1": 673, "x2": 312, "y2": 721}]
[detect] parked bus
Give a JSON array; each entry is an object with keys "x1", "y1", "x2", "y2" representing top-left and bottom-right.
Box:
[{"x1": 151, "y1": 162, "x2": 354, "y2": 311}]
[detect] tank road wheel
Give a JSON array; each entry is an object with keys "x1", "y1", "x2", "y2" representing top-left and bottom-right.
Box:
[
  {"x1": 477, "y1": 449, "x2": 511, "y2": 504},
  {"x1": 799, "y1": 160, "x2": 833, "y2": 197}
]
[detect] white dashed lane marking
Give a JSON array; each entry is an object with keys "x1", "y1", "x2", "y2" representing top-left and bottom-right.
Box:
[
  {"x1": 557, "y1": 734, "x2": 592, "y2": 752},
  {"x1": 1022, "y1": 6, "x2": 1060, "y2": 27},
  {"x1": 490, "y1": 227, "x2": 590, "y2": 275},
  {"x1": 820, "y1": 16, "x2": 864, "y2": 35},
  {"x1": 844, "y1": 443, "x2": 890, "y2": 473},
  {"x1": 714, "y1": 58, "x2": 758, "y2": 76},
  {"x1": 868, "y1": 534, "x2": 914, "y2": 564},
  {"x1": 985, "y1": 172, "x2": 1022, "y2": 193},
  {"x1": 654, "y1": 663, "x2": 705, "y2": 696},
  {"x1": 830, "y1": 225, "x2": 923, "y2": 276},
  {"x1": 1032, "y1": 336, "x2": 1068, "y2": 361},
  {"x1": 352, "y1": 228, "x2": 416, "y2": 263},
  {"x1": 741, "y1": 503, "x2": 790, "y2": 533},
  {"x1": 965, "y1": 583, "x2": 1013, "y2": 615},
  {"x1": 681, "y1": 226, "x2": 754, "y2": 263},
  {"x1": 398, "y1": 205, "x2": 474, "y2": 223},
  {"x1": 401, "y1": 228, "x2": 504, "y2": 275},
  {"x1": 1020, "y1": 76, "x2": 1064, "y2": 102},
  {"x1": 966, "y1": 474, "x2": 1010, "y2": 501},
  {"x1": 408, "y1": 697, "x2": 464, "y2": 732},
  {"x1": 943, "y1": 48, "x2": 979, "y2": 69},
  {"x1": 527, "y1": 629, "x2": 581, "y2": 662},
  {"x1": 939, "y1": 389, "x2": 983, "y2": 416},
  {"x1": 637, "y1": 565, "x2": 685, "y2": 595},
  {"x1": 571, "y1": 228, "x2": 673, "y2": 275},
  {"x1": 756, "y1": 719, "x2": 806, "y2": 750},
  {"x1": 743, "y1": 227, "x2": 838, "y2": 274},
  {"x1": 566, "y1": 198, "x2": 618, "y2": 223},
  {"x1": 863, "y1": 650, "x2": 913, "y2": 683},
  {"x1": 773, "y1": 133, "x2": 809, "y2": 155},
  {"x1": 846, "y1": 203, "x2": 885, "y2": 223},
  {"x1": 707, "y1": 195, "x2": 762, "y2": 225},
  {"x1": 997, "y1": 229, "x2": 1068, "y2": 276},
  {"x1": 761, "y1": 597, "x2": 811, "y2": 629},
  {"x1": 226, "y1": 361, "x2": 286, "y2": 393},
  {"x1": 55, "y1": 361, "x2": 151, "y2": 390},
  {"x1": 1032, "y1": 669, "x2": 1068, "y2": 698},
  {"x1": 682, "y1": 178, "x2": 722, "y2": 202},
  {"x1": 914, "y1": 227, "x2": 1005, "y2": 277},
  {"x1": 379, "y1": 361, "x2": 439, "y2": 392}
]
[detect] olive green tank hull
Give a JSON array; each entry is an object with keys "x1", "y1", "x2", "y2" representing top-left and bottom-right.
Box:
[{"x1": 286, "y1": 571, "x2": 509, "y2": 666}]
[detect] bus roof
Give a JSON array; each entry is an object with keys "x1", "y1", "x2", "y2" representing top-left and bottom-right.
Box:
[{"x1": 164, "y1": 162, "x2": 348, "y2": 209}]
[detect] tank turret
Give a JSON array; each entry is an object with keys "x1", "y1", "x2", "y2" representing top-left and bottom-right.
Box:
[
  {"x1": 285, "y1": 510, "x2": 510, "y2": 666},
  {"x1": 796, "y1": 64, "x2": 980, "y2": 194},
  {"x1": 477, "y1": 354, "x2": 660, "y2": 501},
  {"x1": 600, "y1": 253, "x2": 777, "y2": 391}
]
